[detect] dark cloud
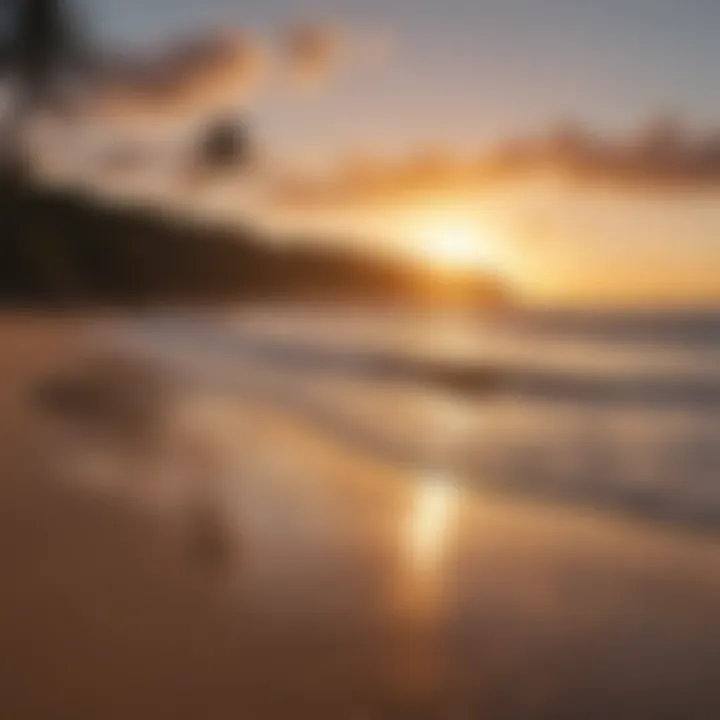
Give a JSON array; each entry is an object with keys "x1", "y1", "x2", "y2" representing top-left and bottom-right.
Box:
[
  {"x1": 273, "y1": 118, "x2": 720, "y2": 209},
  {"x1": 80, "y1": 20, "x2": 373, "y2": 121},
  {"x1": 523, "y1": 116, "x2": 720, "y2": 187},
  {"x1": 86, "y1": 31, "x2": 264, "y2": 123}
]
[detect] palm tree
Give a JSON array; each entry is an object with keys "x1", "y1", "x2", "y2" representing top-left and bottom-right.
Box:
[
  {"x1": 0, "y1": 0, "x2": 90, "y2": 173},
  {"x1": 197, "y1": 115, "x2": 251, "y2": 171}
]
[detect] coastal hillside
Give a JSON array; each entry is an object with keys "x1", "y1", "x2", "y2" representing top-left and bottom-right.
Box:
[{"x1": 0, "y1": 180, "x2": 508, "y2": 308}]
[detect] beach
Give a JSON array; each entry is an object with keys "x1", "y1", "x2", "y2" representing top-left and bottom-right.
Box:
[{"x1": 0, "y1": 312, "x2": 718, "y2": 719}]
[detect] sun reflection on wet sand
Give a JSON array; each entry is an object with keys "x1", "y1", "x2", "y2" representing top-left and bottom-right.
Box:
[
  {"x1": 384, "y1": 470, "x2": 462, "y2": 710},
  {"x1": 406, "y1": 471, "x2": 460, "y2": 574}
]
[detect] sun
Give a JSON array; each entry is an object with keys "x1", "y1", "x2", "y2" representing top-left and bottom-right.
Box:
[{"x1": 412, "y1": 215, "x2": 497, "y2": 272}]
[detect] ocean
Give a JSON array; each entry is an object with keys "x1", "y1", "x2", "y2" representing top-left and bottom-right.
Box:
[
  {"x1": 11, "y1": 307, "x2": 719, "y2": 718},
  {"x1": 119, "y1": 306, "x2": 720, "y2": 532}
]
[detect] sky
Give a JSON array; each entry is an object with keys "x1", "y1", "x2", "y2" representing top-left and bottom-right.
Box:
[
  {"x1": 80, "y1": 0, "x2": 720, "y2": 161},
  {"x1": 22, "y1": 0, "x2": 720, "y2": 306}
]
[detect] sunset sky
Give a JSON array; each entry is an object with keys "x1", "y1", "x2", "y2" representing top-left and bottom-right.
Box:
[
  {"x1": 83, "y1": 0, "x2": 720, "y2": 160},
  {"x1": 49, "y1": 1, "x2": 720, "y2": 305}
]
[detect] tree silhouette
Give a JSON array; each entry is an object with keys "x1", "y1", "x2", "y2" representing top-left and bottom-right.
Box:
[
  {"x1": 5, "y1": 0, "x2": 88, "y2": 102},
  {"x1": 197, "y1": 116, "x2": 251, "y2": 172},
  {"x1": 0, "y1": 0, "x2": 90, "y2": 173}
]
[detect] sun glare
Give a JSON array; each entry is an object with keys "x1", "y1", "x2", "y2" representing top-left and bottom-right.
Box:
[{"x1": 412, "y1": 215, "x2": 497, "y2": 272}]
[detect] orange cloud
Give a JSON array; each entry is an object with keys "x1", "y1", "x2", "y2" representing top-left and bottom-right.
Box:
[
  {"x1": 283, "y1": 23, "x2": 345, "y2": 90},
  {"x1": 87, "y1": 31, "x2": 264, "y2": 124}
]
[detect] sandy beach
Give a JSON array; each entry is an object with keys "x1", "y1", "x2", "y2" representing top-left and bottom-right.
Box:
[{"x1": 0, "y1": 315, "x2": 718, "y2": 719}]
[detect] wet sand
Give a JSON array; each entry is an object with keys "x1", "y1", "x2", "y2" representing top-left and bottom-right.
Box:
[{"x1": 0, "y1": 316, "x2": 719, "y2": 719}]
